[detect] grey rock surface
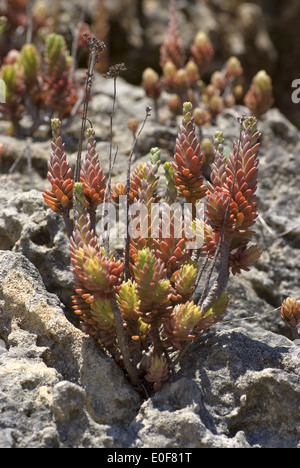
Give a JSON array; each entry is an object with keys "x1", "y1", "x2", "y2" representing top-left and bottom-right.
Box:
[{"x1": 129, "y1": 327, "x2": 300, "y2": 448}]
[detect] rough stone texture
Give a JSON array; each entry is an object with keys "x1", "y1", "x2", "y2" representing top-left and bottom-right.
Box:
[
  {"x1": 129, "y1": 328, "x2": 300, "y2": 448},
  {"x1": 0, "y1": 251, "x2": 141, "y2": 448}
]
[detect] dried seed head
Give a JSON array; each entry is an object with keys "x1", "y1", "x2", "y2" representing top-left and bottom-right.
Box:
[
  {"x1": 84, "y1": 33, "x2": 106, "y2": 62},
  {"x1": 104, "y1": 63, "x2": 127, "y2": 79}
]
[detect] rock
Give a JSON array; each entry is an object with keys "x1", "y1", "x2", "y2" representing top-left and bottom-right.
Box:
[
  {"x1": 0, "y1": 250, "x2": 141, "y2": 448},
  {"x1": 128, "y1": 327, "x2": 300, "y2": 448},
  {"x1": 0, "y1": 178, "x2": 74, "y2": 313},
  {"x1": 0, "y1": 135, "x2": 50, "y2": 192}
]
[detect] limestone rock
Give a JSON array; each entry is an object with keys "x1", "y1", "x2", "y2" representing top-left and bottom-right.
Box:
[
  {"x1": 0, "y1": 250, "x2": 141, "y2": 448},
  {"x1": 129, "y1": 327, "x2": 299, "y2": 448}
]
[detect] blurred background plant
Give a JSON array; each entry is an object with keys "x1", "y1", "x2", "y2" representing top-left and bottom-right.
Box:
[
  {"x1": 141, "y1": 0, "x2": 274, "y2": 127},
  {"x1": 43, "y1": 83, "x2": 263, "y2": 393},
  {"x1": 0, "y1": 32, "x2": 81, "y2": 135},
  {"x1": 0, "y1": 0, "x2": 98, "y2": 136},
  {"x1": 0, "y1": 0, "x2": 298, "y2": 136}
]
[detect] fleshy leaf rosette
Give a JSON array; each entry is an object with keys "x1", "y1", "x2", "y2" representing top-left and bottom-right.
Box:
[
  {"x1": 280, "y1": 297, "x2": 300, "y2": 339},
  {"x1": 195, "y1": 292, "x2": 229, "y2": 332},
  {"x1": 142, "y1": 68, "x2": 162, "y2": 100},
  {"x1": 244, "y1": 70, "x2": 274, "y2": 118},
  {"x1": 42, "y1": 118, "x2": 73, "y2": 235},
  {"x1": 42, "y1": 33, "x2": 77, "y2": 118},
  {"x1": 80, "y1": 127, "x2": 106, "y2": 214},
  {"x1": 159, "y1": 0, "x2": 185, "y2": 69},
  {"x1": 152, "y1": 206, "x2": 190, "y2": 276},
  {"x1": 0, "y1": 62, "x2": 25, "y2": 125},
  {"x1": 18, "y1": 43, "x2": 40, "y2": 89},
  {"x1": 172, "y1": 102, "x2": 207, "y2": 205},
  {"x1": 190, "y1": 31, "x2": 214, "y2": 74},
  {"x1": 163, "y1": 300, "x2": 203, "y2": 350},
  {"x1": 131, "y1": 247, "x2": 172, "y2": 325},
  {"x1": 171, "y1": 263, "x2": 198, "y2": 303},
  {"x1": 229, "y1": 244, "x2": 262, "y2": 275},
  {"x1": 116, "y1": 279, "x2": 149, "y2": 344},
  {"x1": 204, "y1": 116, "x2": 262, "y2": 274},
  {"x1": 144, "y1": 354, "x2": 169, "y2": 392},
  {"x1": 163, "y1": 161, "x2": 177, "y2": 205},
  {"x1": 163, "y1": 294, "x2": 228, "y2": 351}
]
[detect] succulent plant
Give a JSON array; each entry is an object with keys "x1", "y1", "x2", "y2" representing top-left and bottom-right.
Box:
[
  {"x1": 42, "y1": 33, "x2": 77, "y2": 119},
  {"x1": 0, "y1": 32, "x2": 79, "y2": 135},
  {"x1": 141, "y1": 0, "x2": 273, "y2": 143},
  {"x1": 244, "y1": 70, "x2": 274, "y2": 118},
  {"x1": 280, "y1": 297, "x2": 300, "y2": 339},
  {"x1": 190, "y1": 31, "x2": 214, "y2": 74},
  {"x1": 43, "y1": 56, "x2": 263, "y2": 395},
  {"x1": 172, "y1": 102, "x2": 207, "y2": 205},
  {"x1": 160, "y1": 0, "x2": 185, "y2": 69},
  {"x1": 42, "y1": 118, "x2": 73, "y2": 235}
]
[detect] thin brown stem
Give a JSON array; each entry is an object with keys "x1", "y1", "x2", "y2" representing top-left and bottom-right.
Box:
[
  {"x1": 200, "y1": 234, "x2": 232, "y2": 313},
  {"x1": 73, "y1": 35, "x2": 105, "y2": 228},
  {"x1": 74, "y1": 35, "x2": 106, "y2": 184},
  {"x1": 62, "y1": 207, "x2": 73, "y2": 239},
  {"x1": 111, "y1": 298, "x2": 140, "y2": 388}
]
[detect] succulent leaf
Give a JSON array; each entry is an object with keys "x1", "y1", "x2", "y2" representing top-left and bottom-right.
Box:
[
  {"x1": 42, "y1": 118, "x2": 73, "y2": 215},
  {"x1": 80, "y1": 127, "x2": 106, "y2": 213},
  {"x1": 244, "y1": 70, "x2": 274, "y2": 118},
  {"x1": 171, "y1": 263, "x2": 198, "y2": 301},
  {"x1": 173, "y1": 102, "x2": 207, "y2": 204},
  {"x1": 145, "y1": 354, "x2": 169, "y2": 391},
  {"x1": 131, "y1": 248, "x2": 172, "y2": 324},
  {"x1": 280, "y1": 297, "x2": 300, "y2": 329},
  {"x1": 163, "y1": 300, "x2": 203, "y2": 349}
]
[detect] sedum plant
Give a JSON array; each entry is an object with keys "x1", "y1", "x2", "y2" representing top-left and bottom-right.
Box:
[
  {"x1": 244, "y1": 70, "x2": 275, "y2": 119},
  {"x1": 44, "y1": 62, "x2": 262, "y2": 394}
]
